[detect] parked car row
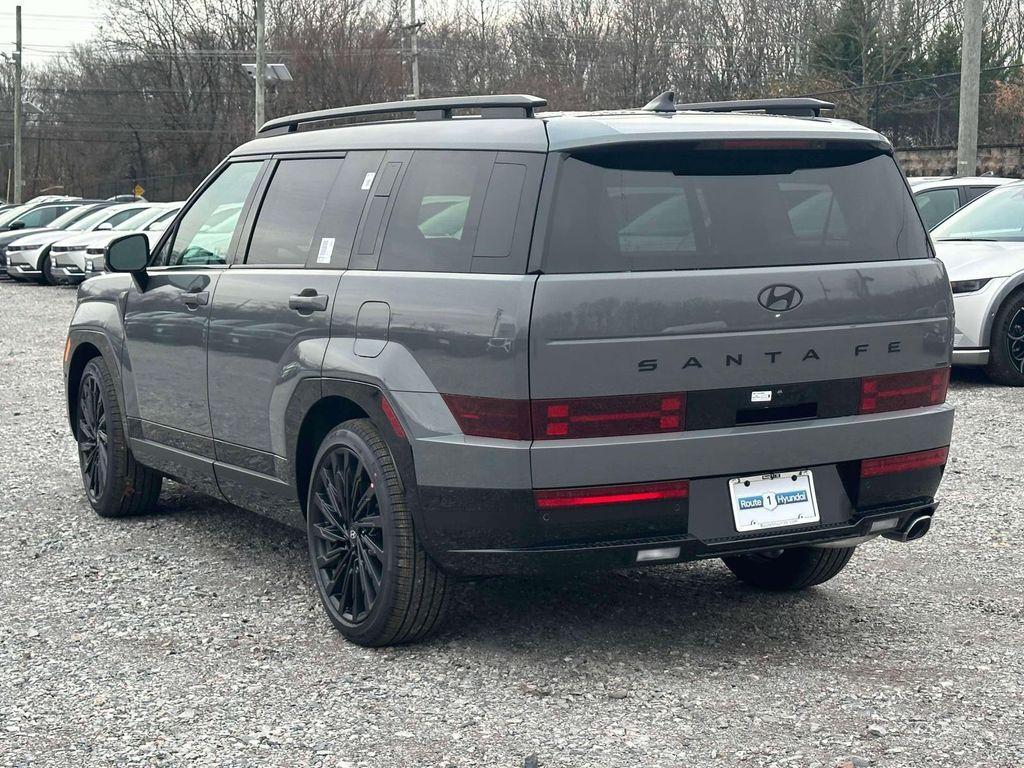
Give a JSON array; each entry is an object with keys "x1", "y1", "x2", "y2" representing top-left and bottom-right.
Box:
[{"x1": 0, "y1": 198, "x2": 181, "y2": 285}]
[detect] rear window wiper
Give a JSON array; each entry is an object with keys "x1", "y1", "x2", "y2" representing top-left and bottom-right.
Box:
[{"x1": 935, "y1": 237, "x2": 997, "y2": 242}]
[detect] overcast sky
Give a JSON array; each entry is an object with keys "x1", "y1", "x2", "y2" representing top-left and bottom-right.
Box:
[{"x1": 0, "y1": 0, "x2": 103, "y2": 64}]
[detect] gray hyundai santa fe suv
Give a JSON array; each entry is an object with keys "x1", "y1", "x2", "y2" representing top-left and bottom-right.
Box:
[{"x1": 63, "y1": 93, "x2": 955, "y2": 646}]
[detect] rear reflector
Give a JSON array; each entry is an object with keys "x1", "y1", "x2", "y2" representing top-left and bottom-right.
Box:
[
  {"x1": 860, "y1": 446, "x2": 949, "y2": 478},
  {"x1": 859, "y1": 368, "x2": 949, "y2": 414},
  {"x1": 636, "y1": 546, "x2": 682, "y2": 563},
  {"x1": 380, "y1": 397, "x2": 406, "y2": 440},
  {"x1": 532, "y1": 392, "x2": 686, "y2": 439},
  {"x1": 535, "y1": 480, "x2": 690, "y2": 509},
  {"x1": 441, "y1": 394, "x2": 532, "y2": 440}
]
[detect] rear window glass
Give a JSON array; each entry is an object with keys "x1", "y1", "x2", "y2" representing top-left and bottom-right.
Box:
[
  {"x1": 543, "y1": 144, "x2": 928, "y2": 272},
  {"x1": 379, "y1": 150, "x2": 494, "y2": 272}
]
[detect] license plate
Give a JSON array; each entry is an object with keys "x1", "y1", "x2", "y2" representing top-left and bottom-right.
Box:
[{"x1": 728, "y1": 470, "x2": 820, "y2": 533}]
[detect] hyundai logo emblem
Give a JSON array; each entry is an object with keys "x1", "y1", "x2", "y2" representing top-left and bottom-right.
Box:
[{"x1": 758, "y1": 284, "x2": 803, "y2": 312}]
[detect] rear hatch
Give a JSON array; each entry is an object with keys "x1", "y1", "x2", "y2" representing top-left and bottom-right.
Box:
[{"x1": 529, "y1": 140, "x2": 952, "y2": 456}]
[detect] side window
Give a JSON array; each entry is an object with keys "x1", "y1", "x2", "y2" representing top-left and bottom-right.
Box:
[
  {"x1": 145, "y1": 209, "x2": 178, "y2": 232},
  {"x1": 246, "y1": 158, "x2": 343, "y2": 266},
  {"x1": 474, "y1": 163, "x2": 527, "y2": 259},
  {"x1": 379, "y1": 150, "x2": 494, "y2": 272},
  {"x1": 165, "y1": 162, "x2": 262, "y2": 267},
  {"x1": 312, "y1": 151, "x2": 383, "y2": 268},
  {"x1": 17, "y1": 206, "x2": 58, "y2": 228},
  {"x1": 914, "y1": 188, "x2": 960, "y2": 229},
  {"x1": 100, "y1": 208, "x2": 147, "y2": 229},
  {"x1": 966, "y1": 185, "x2": 995, "y2": 202}
]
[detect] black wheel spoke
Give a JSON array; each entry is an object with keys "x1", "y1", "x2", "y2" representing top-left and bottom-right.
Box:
[
  {"x1": 359, "y1": 532, "x2": 385, "y2": 562},
  {"x1": 353, "y1": 483, "x2": 376, "y2": 520},
  {"x1": 355, "y1": 514, "x2": 381, "y2": 530}
]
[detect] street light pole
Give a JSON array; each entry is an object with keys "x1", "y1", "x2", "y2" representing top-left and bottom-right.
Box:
[
  {"x1": 956, "y1": 0, "x2": 984, "y2": 176},
  {"x1": 13, "y1": 4, "x2": 23, "y2": 203},
  {"x1": 255, "y1": 0, "x2": 266, "y2": 133},
  {"x1": 409, "y1": 0, "x2": 420, "y2": 99}
]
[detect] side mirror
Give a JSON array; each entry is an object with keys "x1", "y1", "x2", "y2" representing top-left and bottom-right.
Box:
[
  {"x1": 105, "y1": 233, "x2": 149, "y2": 274},
  {"x1": 95, "y1": 222, "x2": 113, "y2": 231},
  {"x1": 8, "y1": 221, "x2": 25, "y2": 230}
]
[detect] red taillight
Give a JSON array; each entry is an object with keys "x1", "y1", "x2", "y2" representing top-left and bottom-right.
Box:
[
  {"x1": 532, "y1": 393, "x2": 686, "y2": 440},
  {"x1": 441, "y1": 394, "x2": 532, "y2": 440},
  {"x1": 860, "y1": 446, "x2": 949, "y2": 478},
  {"x1": 859, "y1": 368, "x2": 949, "y2": 414},
  {"x1": 535, "y1": 480, "x2": 690, "y2": 509}
]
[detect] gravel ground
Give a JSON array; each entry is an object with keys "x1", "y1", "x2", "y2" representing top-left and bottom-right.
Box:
[{"x1": 0, "y1": 277, "x2": 1022, "y2": 768}]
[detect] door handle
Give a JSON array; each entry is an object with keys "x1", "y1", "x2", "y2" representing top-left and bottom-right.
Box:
[
  {"x1": 181, "y1": 290, "x2": 209, "y2": 308},
  {"x1": 288, "y1": 289, "x2": 329, "y2": 313}
]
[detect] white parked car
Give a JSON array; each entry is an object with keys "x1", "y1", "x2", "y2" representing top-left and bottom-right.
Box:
[
  {"x1": 5, "y1": 202, "x2": 151, "y2": 284},
  {"x1": 931, "y1": 180, "x2": 1024, "y2": 384},
  {"x1": 52, "y1": 203, "x2": 182, "y2": 284},
  {"x1": 908, "y1": 175, "x2": 1017, "y2": 230}
]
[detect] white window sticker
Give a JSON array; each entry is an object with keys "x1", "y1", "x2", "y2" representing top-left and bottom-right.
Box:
[
  {"x1": 751, "y1": 390, "x2": 773, "y2": 403},
  {"x1": 316, "y1": 237, "x2": 336, "y2": 264},
  {"x1": 361, "y1": 172, "x2": 376, "y2": 191}
]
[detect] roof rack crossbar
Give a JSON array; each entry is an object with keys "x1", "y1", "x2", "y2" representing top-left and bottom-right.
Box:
[
  {"x1": 673, "y1": 97, "x2": 835, "y2": 117},
  {"x1": 258, "y1": 94, "x2": 548, "y2": 136}
]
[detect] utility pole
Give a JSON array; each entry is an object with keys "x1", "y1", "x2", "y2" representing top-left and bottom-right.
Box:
[
  {"x1": 409, "y1": 0, "x2": 420, "y2": 99},
  {"x1": 956, "y1": 0, "x2": 984, "y2": 177},
  {"x1": 13, "y1": 4, "x2": 22, "y2": 203},
  {"x1": 254, "y1": 0, "x2": 266, "y2": 134}
]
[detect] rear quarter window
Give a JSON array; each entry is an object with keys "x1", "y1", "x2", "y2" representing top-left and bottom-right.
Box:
[
  {"x1": 379, "y1": 150, "x2": 495, "y2": 272},
  {"x1": 543, "y1": 143, "x2": 929, "y2": 272}
]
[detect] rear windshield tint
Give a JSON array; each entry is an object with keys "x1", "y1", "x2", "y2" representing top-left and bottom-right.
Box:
[{"x1": 543, "y1": 143, "x2": 928, "y2": 272}]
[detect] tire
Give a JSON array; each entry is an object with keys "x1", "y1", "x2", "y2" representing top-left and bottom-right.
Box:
[
  {"x1": 306, "y1": 419, "x2": 449, "y2": 646},
  {"x1": 722, "y1": 546, "x2": 855, "y2": 591},
  {"x1": 984, "y1": 289, "x2": 1024, "y2": 386},
  {"x1": 76, "y1": 357, "x2": 163, "y2": 517},
  {"x1": 39, "y1": 253, "x2": 56, "y2": 285}
]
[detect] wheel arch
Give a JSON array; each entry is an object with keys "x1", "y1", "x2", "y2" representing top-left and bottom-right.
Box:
[
  {"x1": 981, "y1": 272, "x2": 1024, "y2": 347},
  {"x1": 65, "y1": 331, "x2": 127, "y2": 440},
  {"x1": 288, "y1": 379, "x2": 416, "y2": 518}
]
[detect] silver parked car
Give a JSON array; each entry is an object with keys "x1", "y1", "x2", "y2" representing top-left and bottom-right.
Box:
[
  {"x1": 52, "y1": 203, "x2": 183, "y2": 284},
  {"x1": 908, "y1": 175, "x2": 1016, "y2": 230},
  {"x1": 932, "y1": 180, "x2": 1024, "y2": 384},
  {"x1": 5, "y1": 202, "x2": 151, "y2": 284}
]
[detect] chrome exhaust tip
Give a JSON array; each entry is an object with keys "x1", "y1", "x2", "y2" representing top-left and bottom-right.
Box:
[{"x1": 883, "y1": 514, "x2": 932, "y2": 543}]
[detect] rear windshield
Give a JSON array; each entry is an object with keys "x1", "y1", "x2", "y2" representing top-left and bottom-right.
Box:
[{"x1": 543, "y1": 143, "x2": 928, "y2": 272}]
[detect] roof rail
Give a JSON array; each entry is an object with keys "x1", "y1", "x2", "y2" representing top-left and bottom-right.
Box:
[
  {"x1": 258, "y1": 94, "x2": 548, "y2": 136},
  {"x1": 673, "y1": 97, "x2": 835, "y2": 118}
]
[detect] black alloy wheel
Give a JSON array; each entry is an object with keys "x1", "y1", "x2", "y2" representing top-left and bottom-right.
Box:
[
  {"x1": 306, "y1": 419, "x2": 449, "y2": 646},
  {"x1": 1005, "y1": 307, "x2": 1024, "y2": 376},
  {"x1": 985, "y1": 290, "x2": 1024, "y2": 386},
  {"x1": 308, "y1": 444, "x2": 387, "y2": 626},
  {"x1": 75, "y1": 356, "x2": 162, "y2": 517},
  {"x1": 78, "y1": 367, "x2": 110, "y2": 505}
]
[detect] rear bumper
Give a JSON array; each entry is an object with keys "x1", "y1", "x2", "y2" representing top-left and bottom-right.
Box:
[
  {"x1": 401, "y1": 398, "x2": 953, "y2": 574},
  {"x1": 417, "y1": 489, "x2": 939, "y2": 575}
]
